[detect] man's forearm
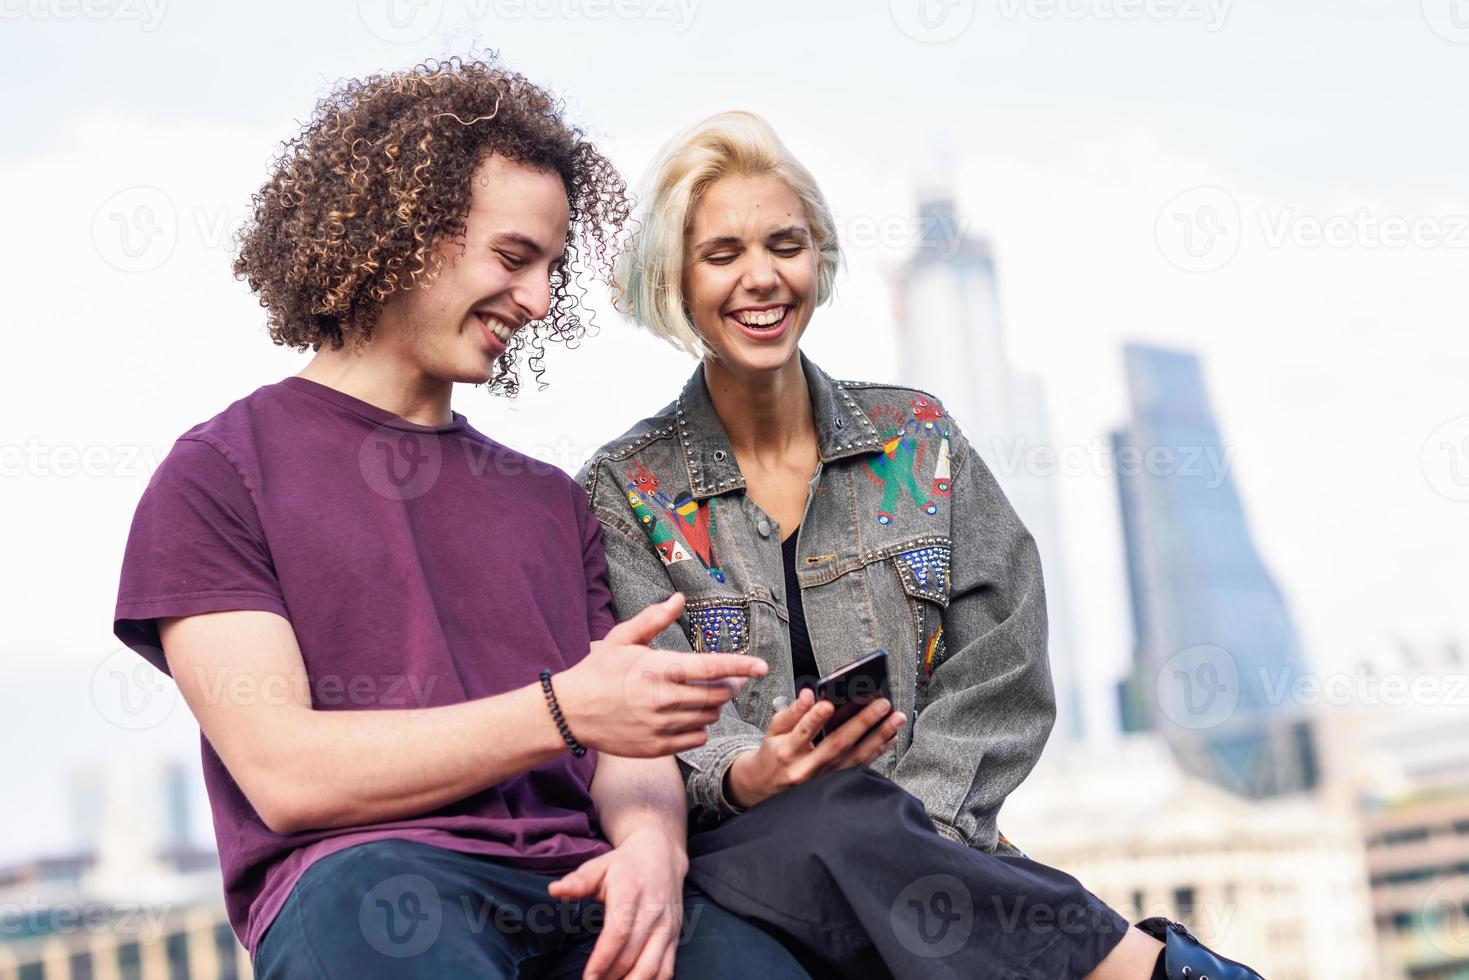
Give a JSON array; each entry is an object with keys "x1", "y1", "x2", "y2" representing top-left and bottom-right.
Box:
[
  {"x1": 163, "y1": 610, "x2": 583, "y2": 835},
  {"x1": 591, "y1": 753, "x2": 689, "y2": 853},
  {"x1": 207, "y1": 675, "x2": 567, "y2": 834},
  {"x1": 232, "y1": 681, "x2": 569, "y2": 834}
]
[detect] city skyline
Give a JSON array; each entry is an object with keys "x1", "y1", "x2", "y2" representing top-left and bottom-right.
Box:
[{"x1": 5, "y1": 1, "x2": 1468, "y2": 873}]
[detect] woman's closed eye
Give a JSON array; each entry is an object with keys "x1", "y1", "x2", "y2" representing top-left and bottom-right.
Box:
[{"x1": 706, "y1": 244, "x2": 804, "y2": 265}]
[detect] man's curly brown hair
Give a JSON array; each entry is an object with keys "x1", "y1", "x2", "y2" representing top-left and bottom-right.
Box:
[{"x1": 233, "y1": 55, "x2": 630, "y2": 395}]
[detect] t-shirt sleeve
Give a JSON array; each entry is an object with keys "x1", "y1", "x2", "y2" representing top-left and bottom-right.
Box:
[
  {"x1": 574, "y1": 481, "x2": 617, "y2": 644},
  {"x1": 113, "y1": 436, "x2": 289, "y2": 675}
]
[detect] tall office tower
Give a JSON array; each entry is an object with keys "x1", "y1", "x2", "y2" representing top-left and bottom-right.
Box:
[
  {"x1": 1112, "y1": 344, "x2": 1319, "y2": 797},
  {"x1": 163, "y1": 760, "x2": 193, "y2": 851},
  {"x1": 892, "y1": 191, "x2": 1085, "y2": 743}
]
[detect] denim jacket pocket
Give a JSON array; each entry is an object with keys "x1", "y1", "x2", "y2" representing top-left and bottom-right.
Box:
[
  {"x1": 891, "y1": 541, "x2": 953, "y2": 710},
  {"x1": 683, "y1": 594, "x2": 753, "y2": 654}
]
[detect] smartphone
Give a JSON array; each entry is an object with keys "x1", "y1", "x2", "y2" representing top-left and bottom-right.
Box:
[{"x1": 811, "y1": 650, "x2": 891, "y2": 744}]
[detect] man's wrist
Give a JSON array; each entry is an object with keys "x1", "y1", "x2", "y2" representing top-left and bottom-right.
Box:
[
  {"x1": 518, "y1": 681, "x2": 577, "y2": 758},
  {"x1": 618, "y1": 823, "x2": 689, "y2": 874},
  {"x1": 539, "y1": 669, "x2": 587, "y2": 757}
]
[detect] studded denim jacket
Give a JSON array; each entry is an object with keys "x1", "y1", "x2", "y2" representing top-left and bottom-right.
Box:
[{"x1": 575, "y1": 354, "x2": 1054, "y2": 854}]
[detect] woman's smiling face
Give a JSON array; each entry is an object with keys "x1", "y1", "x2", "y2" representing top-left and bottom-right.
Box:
[{"x1": 681, "y1": 174, "x2": 819, "y2": 377}]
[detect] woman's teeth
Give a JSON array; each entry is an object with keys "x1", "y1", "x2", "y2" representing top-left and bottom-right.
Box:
[{"x1": 732, "y1": 306, "x2": 788, "y2": 327}]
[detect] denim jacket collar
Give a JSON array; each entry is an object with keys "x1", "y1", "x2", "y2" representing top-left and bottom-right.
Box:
[{"x1": 674, "y1": 352, "x2": 885, "y2": 500}]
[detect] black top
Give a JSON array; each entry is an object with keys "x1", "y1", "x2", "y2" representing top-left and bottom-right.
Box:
[{"x1": 782, "y1": 530, "x2": 820, "y2": 691}]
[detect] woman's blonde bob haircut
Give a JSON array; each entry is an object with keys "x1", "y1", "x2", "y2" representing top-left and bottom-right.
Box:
[{"x1": 613, "y1": 110, "x2": 843, "y2": 355}]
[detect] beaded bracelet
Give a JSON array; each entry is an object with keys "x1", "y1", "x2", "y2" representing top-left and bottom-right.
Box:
[{"x1": 538, "y1": 669, "x2": 587, "y2": 757}]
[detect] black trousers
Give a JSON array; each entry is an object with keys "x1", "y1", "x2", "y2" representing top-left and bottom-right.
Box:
[{"x1": 687, "y1": 768, "x2": 1129, "y2": 980}]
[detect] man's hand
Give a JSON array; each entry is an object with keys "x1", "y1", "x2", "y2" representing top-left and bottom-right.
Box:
[
  {"x1": 725, "y1": 688, "x2": 906, "y2": 809},
  {"x1": 554, "y1": 594, "x2": 768, "y2": 758},
  {"x1": 548, "y1": 826, "x2": 687, "y2": 980}
]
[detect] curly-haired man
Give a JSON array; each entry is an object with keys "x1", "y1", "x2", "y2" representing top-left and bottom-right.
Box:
[{"x1": 112, "y1": 57, "x2": 806, "y2": 979}]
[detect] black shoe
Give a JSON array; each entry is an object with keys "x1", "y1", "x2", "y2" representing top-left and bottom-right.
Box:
[{"x1": 1136, "y1": 917, "x2": 1267, "y2": 979}]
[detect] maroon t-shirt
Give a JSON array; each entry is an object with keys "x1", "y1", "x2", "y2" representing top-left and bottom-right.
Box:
[{"x1": 113, "y1": 376, "x2": 616, "y2": 953}]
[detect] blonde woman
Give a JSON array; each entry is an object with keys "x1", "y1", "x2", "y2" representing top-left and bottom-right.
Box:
[{"x1": 577, "y1": 112, "x2": 1262, "y2": 980}]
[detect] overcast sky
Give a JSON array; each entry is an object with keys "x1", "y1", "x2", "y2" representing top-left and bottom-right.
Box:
[{"x1": 4, "y1": 0, "x2": 1467, "y2": 863}]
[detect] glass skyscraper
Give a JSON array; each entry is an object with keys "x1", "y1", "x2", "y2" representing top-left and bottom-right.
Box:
[
  {"x1": 1113, "y1": 344, "x2": 1318, "y2": 797},
  {"x1": 892, "y1": 191, "x2": 1085, "y2": 744}
]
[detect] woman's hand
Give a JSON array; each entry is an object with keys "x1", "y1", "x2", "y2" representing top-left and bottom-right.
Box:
[{"x1": 724, "y1": 688, "x2": 906, "y2": 809}]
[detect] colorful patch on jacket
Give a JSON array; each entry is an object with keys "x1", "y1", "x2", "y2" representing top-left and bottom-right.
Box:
[
  {"x1": 625, "y1": 467, "x2": 726, "y2": 583},
  {"x1": 626, "y1": 488, "x2": 691, "y2": 568},
  {"x1": 923, "y1": 626, "x2": 945, "y2": 677},
  {"x1": 931, "y1": 435, "x2": 952, "y2": 498},
  {"x1": 686, "y1": 603, "x2": 748, "y2": 652},
  {"x1": 896, "y1": 544, "x2": 951, "y2": 603},
  {"x1": 863, "y1": 401, "x2": 950, "y2": 524},
  {"x1": 911, "y1": 395, "x2": 944, "y2": 432}
]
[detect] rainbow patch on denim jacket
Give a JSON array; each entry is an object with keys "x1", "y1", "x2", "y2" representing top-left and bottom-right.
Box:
[{"x1": 923, "y1": 627, "x2": 945, "y2": 678}]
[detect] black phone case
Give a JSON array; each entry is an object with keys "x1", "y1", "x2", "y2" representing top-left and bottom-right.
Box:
[{"x1": 813, "y1": 650, "x2": 891, "y2": 743}]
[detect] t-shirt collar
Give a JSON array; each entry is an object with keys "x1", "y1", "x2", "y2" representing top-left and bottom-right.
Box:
[{"x1": 280, "y1": 376, "x2": 467, "y2": 434}]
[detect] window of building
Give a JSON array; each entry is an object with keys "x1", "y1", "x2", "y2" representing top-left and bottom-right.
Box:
[
  {"x1": 167, "y1": 931, "x2": 190, "y2": 980},
  {"x1": 214, "y1": 923, "x2": 239, "y2": 980},
  {"x1": 116, "y1": 942, "x2": 142, "y2": 980},
  {"x1": 1173, "y1": 886, "x2": 1197, "y2": 925}
]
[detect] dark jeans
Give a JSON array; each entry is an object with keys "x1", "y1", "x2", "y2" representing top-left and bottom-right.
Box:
[
  {"x1": 687, "y1": 768, "x2": 1130, "y2": 980},
  {"x1": 253, "y1": 838, "x2": 809, "y2": 979}
]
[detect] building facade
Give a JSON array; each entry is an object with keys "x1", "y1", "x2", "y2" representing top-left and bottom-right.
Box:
[
  {"x1": 1111, "y1": 343, "x2": 1319, "y2": 797},
  {"x1": 891, "y1": 192, "x2": 1086, "y2": 743}
]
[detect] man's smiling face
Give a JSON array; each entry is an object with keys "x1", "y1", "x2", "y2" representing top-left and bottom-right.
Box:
[{"x1": 381, "y1": 153, "x2": 571, "y2": 385}]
